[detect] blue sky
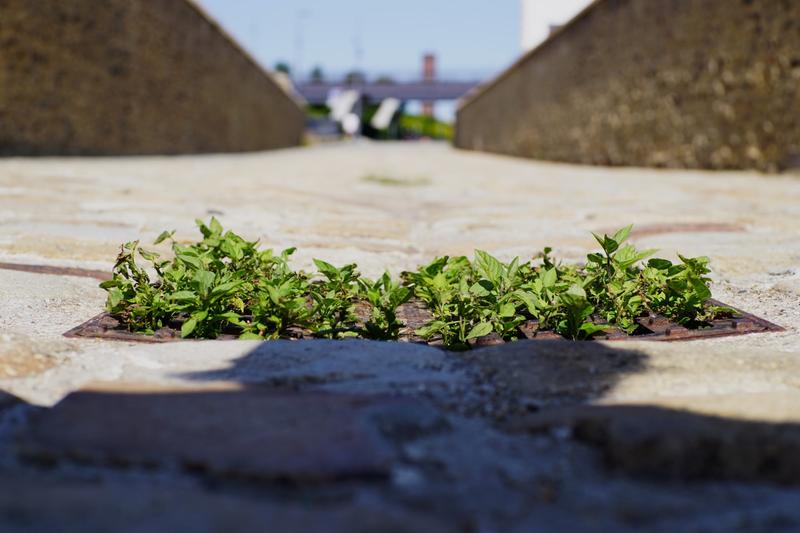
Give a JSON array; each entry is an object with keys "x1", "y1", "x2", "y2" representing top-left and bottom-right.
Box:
[
  {"x1": 195, "y1": 0, "x2": 591, "y2": 121},
  {"x1": 196, "y1": 0, "x2": 589, "y2": 81}
]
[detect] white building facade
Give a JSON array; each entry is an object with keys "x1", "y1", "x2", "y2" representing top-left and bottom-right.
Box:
[{"x1": 520, "y1": 0, "x2": 594, "y2": 53}]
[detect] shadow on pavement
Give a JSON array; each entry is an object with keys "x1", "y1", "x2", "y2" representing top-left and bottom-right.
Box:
[
  {"x1": 177, "y1": 339, "x2": 651, "y2": 415},
  {"x1": 2, "y1": 340, "x2": 800, "y2": 532}
]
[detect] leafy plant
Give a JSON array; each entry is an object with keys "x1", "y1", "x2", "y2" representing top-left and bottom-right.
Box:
[
  {"x1": 401, "y1": 255, "x2": 475, "y2": 349},
  {"x1": 239, "y1": 249, "x2": 311, "y2": 340},
  {"x1": 359, "y1": 273, "x2": 411, "y2": 339},
  {"x1": 100, "y1": 220, "x2": 729, "y2": 348},
  {"x1": 642, "y1": 254, "x2": 730, "y2": 326},
  {"x1": 401, "y1": 251, "x2": 529, "y2": 349},
  {"x1": 308, "y1": 260, "x2": 362, "y2": 338},
  {"x1": 582, "y1": 224, "x2": 656, "y2": 334}
]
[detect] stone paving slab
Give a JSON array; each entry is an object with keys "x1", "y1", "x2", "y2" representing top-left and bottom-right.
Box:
[
  {"x1": 461, "y1": 340, "x2": 648, "y2": 410},
  {"x1": 458, "y1": 338, "x2": 800, "y2": 424},
  {"x1": 0, "y1": 333, "x2": 70, "y2": 379},
  {"x1": 1, "y1": 143, "x2": 799, "y2": 275},
  {"x1": 176, "y1": 339, "x2": 471, "y2": 398},
  {"x1": 5, "y1": 383, "x2": 800, "y2": 532},
  {"x1": 506, "y1": 404, "x2": 800, "y2": 485},
  {"x1": 596, "y1": 391, "x2": 800, "y2": 424},
  {"x1": 6, "y1": 388, "x2": 800, "y2": 533},
  {"x1": 17, "y1": 385, "x2": 424, "y2": 482},
  {"x1": 0, "y1": 269, "x2": 104, "y2": 339},
  {"x1": 0, "y1": 390, "x2": 22, "y2": 412},
  {"x1": 0, "y1": 474, "x2": 453, "y2": 533}
]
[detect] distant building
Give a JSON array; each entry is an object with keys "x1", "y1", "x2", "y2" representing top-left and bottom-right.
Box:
[
  {"x1": 520, "y1": 0, "x2": 538, "y2": 52},
  {"x1": 520, "y1": 0, "x2": 592, "y2": 52}
]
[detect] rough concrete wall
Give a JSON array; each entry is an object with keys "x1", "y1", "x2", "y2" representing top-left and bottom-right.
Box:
[
  {"x1": 0, "y1": 0, "x2": 304, "y2": 155},
  {"x1": 455, "y1": 0, "x2": 800, "y2": 172}
]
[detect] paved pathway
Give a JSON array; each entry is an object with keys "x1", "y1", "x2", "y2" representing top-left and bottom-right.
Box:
[{"x1": 1, "y1": 142, "x2": 800, "y2": 531}]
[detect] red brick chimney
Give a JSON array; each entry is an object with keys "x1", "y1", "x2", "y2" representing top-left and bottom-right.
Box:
[
  {"x1": 423, "y1": 53, "x2": 436, "y2": 83},
  {"x1": 422, "y1": 53, "x2": 436, "y2": 117}
]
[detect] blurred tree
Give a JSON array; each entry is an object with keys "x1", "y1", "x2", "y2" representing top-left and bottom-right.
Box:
[
  {"x1": 310, "y1": 66, "x2": 325, "y2": 84},
  {"x1": 274, "y1": 62, "x2": 291, "y2": 75},
  {"x1": 344, "y1": 71, "x2": 366, "y2": 85},
  {"x1": 374, "y1": 75, "x2": 395, "y2": 85}
]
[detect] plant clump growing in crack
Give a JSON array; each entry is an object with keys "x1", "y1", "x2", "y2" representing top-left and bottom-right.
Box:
[
  {"x1": 102, "y1": 218, "x2": 410, "y2": 341},
  {"x1": 101, "y1": 220, "x2": 731, "y2": 349}
]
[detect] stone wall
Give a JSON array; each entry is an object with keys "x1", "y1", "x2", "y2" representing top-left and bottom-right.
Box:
[
  {"x1": 455, "y1": 0, "x2": 800, "y2": 172},
  {"x1": 0, "y1": 0, "x2": 304, "y2": 155}
]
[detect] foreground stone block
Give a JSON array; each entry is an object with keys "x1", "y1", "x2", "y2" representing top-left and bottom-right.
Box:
[
  {"x1": 0, "y1": 335, "x2": 65, "y2": 379},
  {"x1": 461, "y1": 340, "x2": 648, "y2": 415},
  {"x1": 509, "y1": 405, "x2": 800, "y2": 484},
  {"x1": 18, "y1": 386, "x2": 411, "y2": 482},
  {"x1": 0, "y1": 0, "x2": 304, "y2": 155},
  {"x1": 0, "y1": 475, "x2": 452, "y2": 533},
  {"x1": 456, "y1": 0, "x2": 800, "y2": 171},
  {"x1": 0, "y1": 390, "x2": 23, "y2": 411}
]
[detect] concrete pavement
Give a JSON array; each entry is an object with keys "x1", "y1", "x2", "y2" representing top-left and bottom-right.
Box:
[{"x1": 1, "y1": 142, "x2": 800, "y2": 530}]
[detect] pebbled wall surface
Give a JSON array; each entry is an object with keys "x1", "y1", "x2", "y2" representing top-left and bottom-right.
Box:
[
  {"x1": 455, "y1": 0, "x2": 800, "y2": 172},
  {"x1": 0, "y1": 0, "x2": 304, "y2": 155}
]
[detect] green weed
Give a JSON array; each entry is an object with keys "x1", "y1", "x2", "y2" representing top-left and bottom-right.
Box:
[{"x1": 101, "y1": 220, "x2": 729, "y2": 348}]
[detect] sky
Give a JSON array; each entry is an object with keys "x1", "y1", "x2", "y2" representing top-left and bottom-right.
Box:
[{"x1": 196, "y1": 0, "x2": 592, "y2": 82}]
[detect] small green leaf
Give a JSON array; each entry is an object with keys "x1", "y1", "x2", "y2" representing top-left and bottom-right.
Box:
[
  {"x1": 542, "y1": 267, "x2": 557, "y2": 288},
  {"x1": 211, "y1": 280, "x2": 242, "y2": 298},
  {"x1": 587, "y1": 253, "x2": 605, "y2": 264},
  {"x1": 498, "y1": 302, "x2": 516, "y2": 317},
  {"x1": 469, "y1": 281, "x2": 491, "y2": 297},
  {"x1": 193, "y1": 270, "x2": 215, "y2": 295},
  {"x1": 648, "y1": 258, "x2": 672, "y2": 270},
  {"x1": 209, "y1": 217, "x2": 223, "y2": 235},
  {"x1": 153, "y1": 230, "x2": 175, "y2": 245},
  {"x1": 565, "y1": 284, "x2": 587, "y2": 300},
  {"x1": 579, "y1": 322, "x2": 610, "y2": 337},
  {"x1": 473, "y1": 250, "x2": 504, "y2": 285},
  {"x1": 139, "y1": 249, "x2": 159, "y2": 262},
  {"x1": 691, "y1": 278, "x2": 712, "y2": 301},
  {"x1": 108, "y1": 287, "x2": 123, "y2": 308},
  {"x1": 466, "y1": 322, "x2": 494, "y2": 340},
  {"x1": 168, "y1": 291, "x2": 196, "y2": 301},
  {"x1": 416, "y1": 321, "x2": 447, "y2": 338},
  {"x1": 313, "y1": 259, "x2": 338, "y2": 279},
  {"x1": 513, "y1": 290, "x2": 539, "y2": 314},
  {"x1": 612, "y1": 225, "x2": 633, "y2": 245},
  {"x1": 181, "y1": 318, "x2": 197, "y2": 338},
  {"x1": 175, "y1": 248, "x2": 202, "y2": 269}
]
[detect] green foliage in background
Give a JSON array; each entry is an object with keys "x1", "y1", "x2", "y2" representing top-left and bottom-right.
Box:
[
  {"x1": 361, "y1": 174, "x2": 431, "y2": 187},
  {"x1": 399, "y1": 114, "x2": 453, "y2": 140},
  {"x1": 101, "y1": 220, "x2": 728, "y2": 349},
  {"x1": 305, "y1": 104, "x2": 331, "y2": 120}
]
